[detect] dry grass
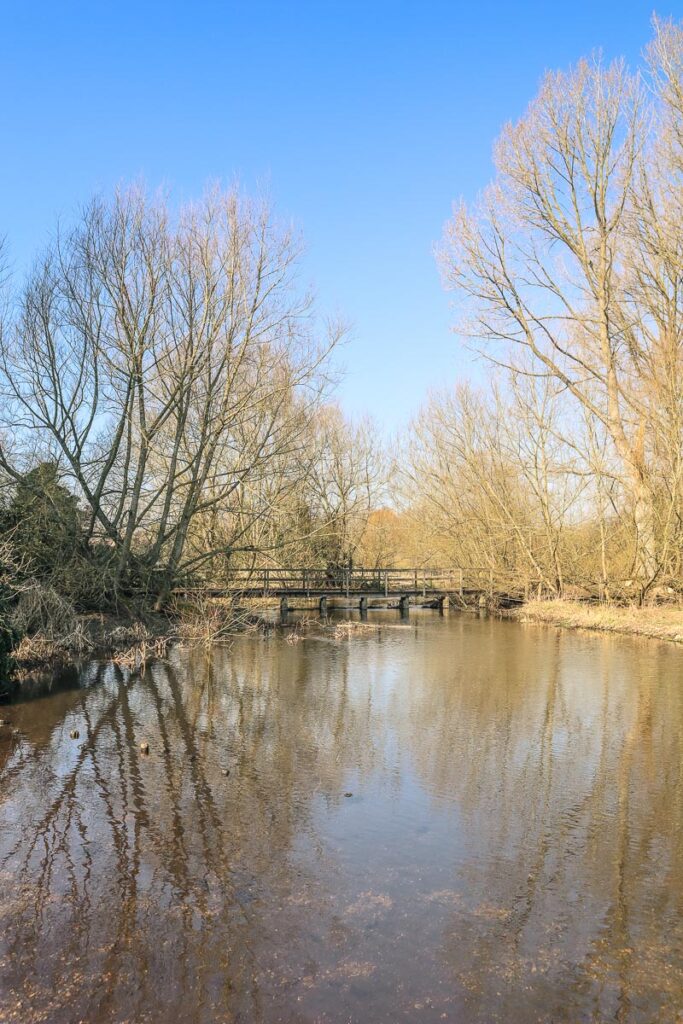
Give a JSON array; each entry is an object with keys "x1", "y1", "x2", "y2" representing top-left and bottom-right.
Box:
[
  {"x1": 111, "y1": 636, "x2": 171, "y2": 669},
  {"x1": 8, "y1": 594, "x2": 267, "y2": 674},
  {"x1": 515, "y1": 599, "x2": 683, "y2": 644},
  {"x1": 330, "y1": 620, "x2": 384, "y2": 640},
  {"x1": 13, "y1": 628, "x2": 93, "y2": 665},
  {"x1": 12, "y1": 585, "x2": 79, "y2": 638},
  {"x1": 170, "y1": 596, "x2": 259, "y2": 646},
  {"x1": 11, "y1": 586, "x2": 95, "y2": 667}
]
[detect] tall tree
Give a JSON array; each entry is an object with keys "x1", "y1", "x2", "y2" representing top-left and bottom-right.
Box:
[
  {"x1": 0, "y1": 186, "x2": 342, "y2": 604},
  {"x1": 439, "y1": 57, "x2": 664, "y2": 592}
]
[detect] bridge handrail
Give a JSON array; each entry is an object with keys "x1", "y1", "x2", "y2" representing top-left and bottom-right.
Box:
[{"x1": 171, "y1": 566, "x2": 683, "y2": 599}]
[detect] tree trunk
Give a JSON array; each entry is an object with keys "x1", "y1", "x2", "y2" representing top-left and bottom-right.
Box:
[{"x1": 632, "y1": 473, "x2": 657, "y2": 599}]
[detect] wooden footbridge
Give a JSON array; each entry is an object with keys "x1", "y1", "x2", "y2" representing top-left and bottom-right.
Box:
[{"x1": 179, "y1": 567, "x2": 522, "y2": 615}]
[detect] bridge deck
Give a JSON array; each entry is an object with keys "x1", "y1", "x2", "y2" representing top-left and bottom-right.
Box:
[{"x1": 184, "y1": 587, "x2": 487, "y2": 597}]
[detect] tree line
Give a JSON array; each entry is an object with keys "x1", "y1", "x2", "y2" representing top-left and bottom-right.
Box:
[
  {"x1": 398, "y1": 16, "x2": 683, "y2": 602},
  {"x1": 4, "y1": 16, "x2": 683, "y2": 624}
]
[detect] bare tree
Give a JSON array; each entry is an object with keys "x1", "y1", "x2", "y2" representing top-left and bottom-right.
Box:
[
  {"x1": 0, "y1": 186, "x2": 343, "y2": 604},
  {"x1": 402, "y1": 379, "x2": 585, "y2": 594},
  {"x1": 297, "y1": 405, "x2": 385, "y2": 569},
  {"x1": 438, "y1": 57, "x2": 665, "y2": 593}
]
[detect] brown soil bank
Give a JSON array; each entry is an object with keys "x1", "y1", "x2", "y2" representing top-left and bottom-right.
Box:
[{"x1": 513, "y1": 599, "x2": 683, "y2": 644}]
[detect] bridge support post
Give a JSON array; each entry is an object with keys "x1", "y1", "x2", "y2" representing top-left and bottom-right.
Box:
[
  {"x1": 319, "y1": 595, "x2": 328, "y2": 616},
  {"x1": 437, "y1": 595, "x2": 446, "y2": 615},
  {"x1": 359, "y1": 595, "x2": 367, "y2": 618},
  {"x1": 399, "y1": 594, "x2": 410, "y2": 617},
  {"x1": 280, "y1": 596, "x2": 289, "y2": 618}
]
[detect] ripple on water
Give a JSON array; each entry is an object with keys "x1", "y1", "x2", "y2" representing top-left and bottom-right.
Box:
[{"x1": 1, "y1": 613, "x2": 683, "y2": 1022}]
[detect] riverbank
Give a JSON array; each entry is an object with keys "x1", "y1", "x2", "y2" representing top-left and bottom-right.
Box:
[
  {"x1": 513, "y1": 599, "x2": 683, "y2": 644},
  {"x1": 8, "y1": 596, "x2": 683, "y2": 697},
  {"x1": 2, "y1": 599, "x2": 266, "y2": 695},
  {"x1": 2, "y1": 603, "x2": 389, "y2": 696}
]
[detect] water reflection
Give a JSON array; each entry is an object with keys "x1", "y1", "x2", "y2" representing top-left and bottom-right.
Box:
[{"x1": 1, "y1": 614, "x2": 683, "y2": 1022}]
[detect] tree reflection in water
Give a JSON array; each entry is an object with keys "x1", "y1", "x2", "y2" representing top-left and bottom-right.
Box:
[{"x1": 1, "y1": 614, "x2": 683, "y2": 1023}]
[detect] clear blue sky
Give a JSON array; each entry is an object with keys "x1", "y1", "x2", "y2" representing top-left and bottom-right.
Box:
[{"x1": 1, "y1": 1, "x2": 676, "y2": 429}]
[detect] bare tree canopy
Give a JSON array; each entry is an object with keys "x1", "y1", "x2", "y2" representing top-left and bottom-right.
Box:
[
  {"x1": 431, "y1": 18, "x2": 683, "y2": 598},
  {"x1": 0, "y1": 185, "x2": 363, "y2": 604}
]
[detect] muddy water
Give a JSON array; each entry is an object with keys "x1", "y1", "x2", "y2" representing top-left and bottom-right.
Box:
[{"x1": 1, "y1": 612, "x2": 683, "y2": 1023}]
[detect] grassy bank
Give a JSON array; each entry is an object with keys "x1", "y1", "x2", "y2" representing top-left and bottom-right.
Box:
[{"x1": 514, "y1": 600, "x2": 683, "y2": 644}]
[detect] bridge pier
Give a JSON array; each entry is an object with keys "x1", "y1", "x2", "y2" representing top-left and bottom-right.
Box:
[
  {"x1": 319, "y1": 595, "x2": 328, "y2": 616},
  {"x1": 399, "y1": 594, "x2": 410, "y2": 617},
  {"x1": 280, "y1": 596, "x2": 289, "y2": 618},
  {"x1": 359, "y1": 595, "x2": 368, "y2": 618}
]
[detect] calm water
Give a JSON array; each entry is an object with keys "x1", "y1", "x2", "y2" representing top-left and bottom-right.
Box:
[{"x1": 1, "y1": 611, "x2": 683, "y2": 1023}]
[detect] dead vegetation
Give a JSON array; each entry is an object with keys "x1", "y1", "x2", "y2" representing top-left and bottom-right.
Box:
[
  {"x1": 331, "y1": 620, "x2": 383, "y2": 641},
  {"x1": 12, "y1": 585, "x2": 80, "y2": 639},
  {"x1": 170, "y1": 597, "x2": 260, "y2": 647},
  {"x1": 6, "y1": 591, "x2": 277, "y2": 674},
  {"x1": 514, "y1": 600, "x2": 683, "y2": 644},
  {"x1": 10, "y1": 586, "x2": 94, "y2": 666}
]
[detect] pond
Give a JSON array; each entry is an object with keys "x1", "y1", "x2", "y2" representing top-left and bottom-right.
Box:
[{"x1": 1, "y1": 610, "x2": 683, "y2": 1023}]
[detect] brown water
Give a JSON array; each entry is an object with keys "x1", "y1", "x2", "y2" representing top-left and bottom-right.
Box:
[{"x1": 1, "y1": 611, "x2": 683, "y2": 1023}]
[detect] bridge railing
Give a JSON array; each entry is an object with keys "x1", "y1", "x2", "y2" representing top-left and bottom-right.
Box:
[
  {"x1": 173, "y1": 566, "x2": 683, "y2": 601},
  {"x1": 192, "y1": 567, "x2": 522, "y2": 596}
]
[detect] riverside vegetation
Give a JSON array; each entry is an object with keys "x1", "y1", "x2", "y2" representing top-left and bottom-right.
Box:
[{"x1": 5, "y1": 17, "x2": 683, "y2": 680}]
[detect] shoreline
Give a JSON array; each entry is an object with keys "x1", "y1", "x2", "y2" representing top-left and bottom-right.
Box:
[
  {"x1": 510, "y1": 599, "x2": 683, "y2": 645},
  {"x1": 1, "y1": 609, "x2": 390, "y2": 697},
  {"x1": 6, "y1": 598, "x2": 683, "y2": 698},
  {"x1": 1, "y1": 605, "x2": 261, "y2": 697}
]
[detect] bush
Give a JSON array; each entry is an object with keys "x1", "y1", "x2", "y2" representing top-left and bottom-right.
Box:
[
  {"x1": 1, "y1": 463, "x2": 82, "y2": 580},
  {"x1": 0, "y1": 614, "x2": 18, "y2": 689},
  {"x1": 0, "y1": 540, "x2": 22, "y2": 687},
  {"x1": 0, "y1": 464, "x2": 120, "y2": 611}
]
